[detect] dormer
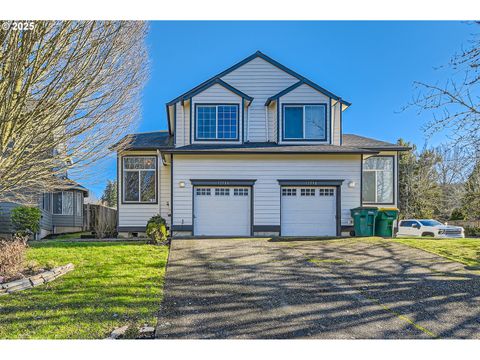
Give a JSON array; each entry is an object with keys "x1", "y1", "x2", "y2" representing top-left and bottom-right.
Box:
[{"x1": 165, "y1": 51, "x2": 350, "y2": 147}]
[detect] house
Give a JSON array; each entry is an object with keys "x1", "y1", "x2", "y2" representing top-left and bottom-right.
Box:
[
  {"x1": 116, "y1": 51, "x2": 409, "y2": 238},
  {"x1": 0, "y1": 180, "x2": 89, "y2": 239}
]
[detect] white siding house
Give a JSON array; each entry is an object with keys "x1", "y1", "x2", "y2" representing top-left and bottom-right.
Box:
[{"x1": 116, "y1": 51, "x2": 409, "y2": 238}]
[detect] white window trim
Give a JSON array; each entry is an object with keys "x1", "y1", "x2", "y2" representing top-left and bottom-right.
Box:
[
  {"x1": 283, "y1": 104, "x2": 327, "y2": 141},
  {"x1": 122, "y1": 156, "x2": 157, "y2": 204},
  {"x1": 362, "y1": 156, "x2": 395, "y2": 204},
  {"x1": 195, "y1": 104, "x2": 239, "y2": 141}
]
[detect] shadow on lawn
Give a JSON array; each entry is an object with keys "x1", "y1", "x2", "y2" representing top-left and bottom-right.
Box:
[
  {"x1": 156, "y1": 238, "x2": 480, "y2": 339},
  {"x1": 0, "y1": 241, "x2": 167, "y2": 339}
]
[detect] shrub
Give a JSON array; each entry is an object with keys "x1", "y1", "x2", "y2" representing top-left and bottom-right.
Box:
[
  {"x1": 464, "y1": 226, "x2": 480, "y2": 237},
  {"x1": 450, "y1": 208, "x2": 465, "y2": 221},
  {"x1": 11, "y1": 206, "x2": 41, "y2": 236},
  {"x1": 145, "y1": 214, "x2": 169, "y2": 245},
  {"x1": 0, "y1": 237, "x2": 27, "y2": 278}
]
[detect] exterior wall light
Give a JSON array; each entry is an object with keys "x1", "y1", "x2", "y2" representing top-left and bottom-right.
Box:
[
  {"x1": 348, "y1": 181, "x2": 356, "y2": 188},
  {"x1": 179, "y1": 181, "x2": 185, "y2": 188}
]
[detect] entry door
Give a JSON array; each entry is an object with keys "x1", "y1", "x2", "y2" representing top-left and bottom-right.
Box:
[
  {"x1": 281, "y1": 187, "x2": 337, "y2": 236},
  {"x1": 194, "y1": 187, "x2": 251, "y2": 236}
]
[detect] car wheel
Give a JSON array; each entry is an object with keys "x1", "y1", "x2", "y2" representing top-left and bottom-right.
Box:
[{"x1": 421, "y1": 232, "x2": 435, "y2": 237}]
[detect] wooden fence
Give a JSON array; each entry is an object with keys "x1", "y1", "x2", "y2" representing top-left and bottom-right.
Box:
[{"x1": 84, "y1": 204, "x2": 117, "y2": 237}]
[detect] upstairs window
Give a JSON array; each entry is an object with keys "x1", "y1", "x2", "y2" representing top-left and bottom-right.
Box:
[
  {"x1": 196, "y1": 105, "x2": 238, "y2": 140},
  {"x1": 362, "y1": 156, "x2": 394, "y2": 204},
  {"x1": 283, "y1": 104, "x2": 327, "y2": 141},
  {"x1": 123, "y1": 156, "x2": 157, "y2": 203}
]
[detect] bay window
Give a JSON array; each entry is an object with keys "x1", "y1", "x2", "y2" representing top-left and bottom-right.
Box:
[
  {"x1": 76, "y1": 192, "x2": 83, "y2": 216},
  {"x1": 52, "y1": 191, "x2": 73, "y2": 215},
  {"x1": 362, "y1": 156, "x2": 394, "y2": 204},
  {"x1": 196, "y1": 104, "x2": 238, "y2": 140},
  {"x1": 123, "y1": 156, "x2": 157, "y2": 203},
  {"x1": 283, "y1": 104, "x2": 327, "y2": 140}
]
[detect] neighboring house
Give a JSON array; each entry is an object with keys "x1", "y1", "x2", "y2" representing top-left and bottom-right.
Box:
[
  {"x1": 0, "y1": 180, "x2": 89, "y2": 239},
  {"x1": 116, "y1": 51, "x2": 409, "y2": 238}
]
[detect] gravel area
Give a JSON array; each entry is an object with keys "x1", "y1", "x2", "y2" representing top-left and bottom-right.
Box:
[{"x1": 156, "y1": 238, "x2": 480, "y2": 339}]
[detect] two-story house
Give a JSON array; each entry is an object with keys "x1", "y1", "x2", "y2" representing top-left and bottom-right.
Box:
[{"x1": 116, "y1": 51, "x2": 409, "y2": 238}]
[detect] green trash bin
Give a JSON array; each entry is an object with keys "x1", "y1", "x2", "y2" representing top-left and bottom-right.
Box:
[
  {"x1": 350, "y1": 207, "x2": 378, "y2": 237},
  {"x1": 374, "y1": 208, "x2": 399, "y2": 237}
]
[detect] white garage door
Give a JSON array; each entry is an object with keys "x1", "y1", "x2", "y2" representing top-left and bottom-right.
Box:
[
  {"x1": 194, "y1": 186, "x2": 251, "y2": 236},
  {"x1": 281, "y1": 187, "x2": 337, "y2": 236}
]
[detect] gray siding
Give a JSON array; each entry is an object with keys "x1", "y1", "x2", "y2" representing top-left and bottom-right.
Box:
[
  {"x1": 0, "y1": 202, "x2": 20, "y2": 234},
  {"x1": 51, "y1": 190, "x2": 84, "y2": 230}
]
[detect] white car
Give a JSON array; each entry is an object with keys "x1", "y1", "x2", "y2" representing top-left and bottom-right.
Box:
[{"x1": 396, "y1": 219, "x2": 465, "y2": 238}]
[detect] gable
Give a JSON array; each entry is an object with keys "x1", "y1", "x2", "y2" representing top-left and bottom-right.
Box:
[{"x1": 221, "y1": 56, "x2": 298, "y2": 94}]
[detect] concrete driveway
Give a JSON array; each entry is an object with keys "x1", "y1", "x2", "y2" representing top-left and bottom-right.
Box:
[{"x1": 156, "y1": 238, "x2": 480, "y2": 339}]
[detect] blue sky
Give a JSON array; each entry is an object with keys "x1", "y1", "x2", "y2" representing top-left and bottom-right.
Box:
[{"x1": 86, "y1": 21, "x2": 475, "y2": 197}]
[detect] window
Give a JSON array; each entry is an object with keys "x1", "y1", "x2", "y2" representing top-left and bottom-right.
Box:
[
  {"x1": 215, "y1": 188, "x2": 230, "y2": 196},
  {"x1": 52, "y1": 192, "x2": 73, "y2": 215},
  {"x1": 196, "y1": 188, "x2": 211, "y2": 196},
  {"x1": 300, "y1": 188, "x2": 315, "y2": 196},
  {"x1": 283, "y1": 104, "x2": 327, "y2": 140},
  {"x1": 419, "y1": 220, "x2": 442, "y2": 227},
  {"x1": 362, "y1": 156, "x2": 394, "y2": 204},
  {"x1": 282, "y1": 188, "x2": 297, "y2": 196},
  {"x1": 400, "y1": 221, "x2": 417, "y2": 227},
  {"x1": 123, "y1": 156, "x2": 157, "y2": 203},
  {"x1": 319, "y1": 188, "x2": 335, "y2": 196},
  {"x1": 41, "y1": 193, "x2": 51, "y2": 212},
  {"x1": 234, "y1": 188, "x2": 249, "y2": 196},
  {"x1": 76, "y1": 192, "x2": 83, "y2": 216},
  {"x1": 196, "y1": 105, "x2": 238, "y2": 140}
]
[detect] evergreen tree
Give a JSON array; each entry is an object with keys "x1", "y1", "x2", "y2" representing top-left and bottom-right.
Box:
[
  {"x1": 397, "y1": 139, "x2": 442, "y2": 219},
  {"x1": 461, "y1": 160, "x2": 480, "y2": 220},
  {"x1": 101, "y1": 180, "x2": 117, "y2": 208}
]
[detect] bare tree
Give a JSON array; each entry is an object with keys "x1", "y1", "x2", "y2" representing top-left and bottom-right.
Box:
[
  {"x1": 411, "y1": 22, "x2": 480, "y2": 157},
  {"x1": 433, "y1": 144, "x2": 470, "y2": 219},
  {"x1": 0, "y1": 21, "x2": 148, "y2": 203}
]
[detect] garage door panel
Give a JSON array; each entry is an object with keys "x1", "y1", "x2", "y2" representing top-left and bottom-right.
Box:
[
  {"x1": 194, "y1": 187, "x2": 250, "y2": 236},
  {"x1": 281, "y1": 187, "x2": 337, "y2": 236}
]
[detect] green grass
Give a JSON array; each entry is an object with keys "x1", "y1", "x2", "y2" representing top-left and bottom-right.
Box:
[
  {"x1": 0, "y1": 240, "x2": 169, "y2": 339},
  {"x1": 394, "y1": 238, "x2": 480, "y2": 267}
]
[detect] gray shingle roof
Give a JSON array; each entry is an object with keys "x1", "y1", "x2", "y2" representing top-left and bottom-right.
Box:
[
  {"x1": 115, "y1": 131, "x2": 408, "y2": 153},
  {"x1": 342, "y1": 134, "x2": 410, "y2": 150},
  {"x1": 166, "y1": 142, "x2": 377, "y2": 154},
  {"x1": 116, "y1": 131, "x2": 173, "y2": 150}
]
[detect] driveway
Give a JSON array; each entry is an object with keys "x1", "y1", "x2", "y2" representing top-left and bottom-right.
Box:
[{"x1": 156, "y1": 238, "x2": 480, "y2": 339}]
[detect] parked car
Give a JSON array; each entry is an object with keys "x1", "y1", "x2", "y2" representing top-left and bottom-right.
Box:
[{"x1": 396, "y1": 219, "x2": 465, "y2": 238}]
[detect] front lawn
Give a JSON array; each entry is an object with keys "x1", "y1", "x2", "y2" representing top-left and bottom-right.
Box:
[
  {"x1": 394, "y1": 238, "x2": 480, "y2": 267},
  {"x1": 0, "y1": 240, "x2": 168, "y2": 339}
]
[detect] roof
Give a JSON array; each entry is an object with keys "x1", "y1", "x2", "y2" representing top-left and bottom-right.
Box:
[
  {"x1": 165, "y1": 51, "x2": 352, "y2": 133},
  {"x1": 62, "y1": 179, "x2": 89, "y2": 196},
  {"x1": 342, "y1": 134, "x2": 411, "y2": 151},
  {"x1": 115, "y1": 132, "x2": 409, "y2": 153},
  {"x1": 115, "y1": 130, "x2": 173, "y2": 151},
  {"x1": 171, "y1": 78, "x2": 254, "y2": 104},
  {"x1": 164, "y1": 142, "x2": 377, "y2": 155}
]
